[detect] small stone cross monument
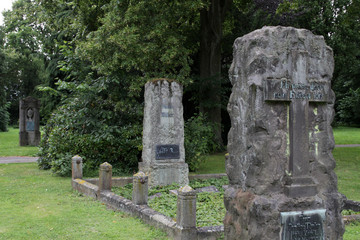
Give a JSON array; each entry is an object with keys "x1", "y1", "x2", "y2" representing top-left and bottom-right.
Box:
[
  {"x1": 19, "y1": 96, "x2": 41, "y2": 146},
  {"x1": 265, "y1": 50, "x2": 331, "y2": 198},
  {"x1": 224, "y1": 26, "x2": 344, "y2": 239},
  {"x1": 139, "y1": 79, "x2": 189, "y2": 186}
]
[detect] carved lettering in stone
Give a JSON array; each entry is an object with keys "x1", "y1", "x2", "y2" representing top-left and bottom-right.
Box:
[
  {"x1": 160, "y1": 103, "x2": 174, "y2": 126},
  {"x1": 263, "y1": 51, "x2": 330, "y2": 197},
  {"x1": 265, "y1": 79, "x2": 329, "y2": 103}
]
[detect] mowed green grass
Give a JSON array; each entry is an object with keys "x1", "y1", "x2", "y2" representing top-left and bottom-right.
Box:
[
  {"x1": 333, "y1": 147, "x2": 360, "y2": 239},
  {"x1": 333, "y1": 126, "x2": 360, "y2": 145},
  {"x1": 0, "y1": 163, "x2": 168, "y2": 240},
  {"x1": 0, "y1": 128, "x2": 39, "y2": 156},
  {"x1": 1, "y1": 127, "x2": 360, "y2": 239}
]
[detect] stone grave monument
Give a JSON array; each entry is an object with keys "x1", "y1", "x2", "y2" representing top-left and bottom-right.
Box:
[
  {"x1": 19, "y1": 96, "x2": 41, "y2": 146},
  {"x1": 224, "y1": 26, "x2": 344, "y2": 239},
  {"x1": 139, "y1": 79, "x2": 189, "y2": 186}
]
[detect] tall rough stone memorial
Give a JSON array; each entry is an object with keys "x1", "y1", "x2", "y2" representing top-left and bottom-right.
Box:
[
  {"x1": 19, "y1": 96, "x2": 41, "y2": 146},
  {"x1": 139, "y1": 79, "x2": 189, "y2": 186},
  {"x1": 224, "y1": 26, "x2": 344, "y2": 239}
]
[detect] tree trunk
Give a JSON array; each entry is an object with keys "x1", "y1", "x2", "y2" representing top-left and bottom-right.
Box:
[{"x1": 199, "y1": 0, "x2": 231, "y2": 147}]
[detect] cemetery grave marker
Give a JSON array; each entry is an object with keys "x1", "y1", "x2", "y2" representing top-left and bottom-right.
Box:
[
  {"x1": 139, "y1": 79, "x2": 189, "y2": 186},
  {"x1": 19, "y1": 96, "x2": 41, "y2": 146},
  {"x1": 224, "y1": 26, "x2": 344, "y2": 240}
]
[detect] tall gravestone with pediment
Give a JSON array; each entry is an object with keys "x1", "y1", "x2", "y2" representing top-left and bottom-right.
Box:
[
  {"x1": 139, "y1": 79, "x2": 189, "y2": 186},
  {"x1": 19, "y1": 96, "x2": 41, "y2": 146},
  {"x1": 224, "y1": 26, "x2": 344, "y2": 239}
]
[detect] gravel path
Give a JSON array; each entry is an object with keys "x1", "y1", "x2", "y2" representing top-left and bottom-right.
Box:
[
  {"x1": 335, "y1": 144, "x2": 360, "y2": 148},
  {"x1": 0, "y1": 156, "x2": 38, "y2": 164}
]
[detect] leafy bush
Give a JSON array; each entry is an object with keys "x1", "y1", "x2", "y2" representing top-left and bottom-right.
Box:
[
  {"x1": 0, "y1": 103, "x2": 10, "y2": 132},
  {"x1": 184, "y1": 113, "x2": 219, "y2": 171},
  {"x1": 38, "y1": 89, "x2": 143, "y2": 176},
  {"x1": 337, "y1": 88, "x2": 360, "y2": 125}
]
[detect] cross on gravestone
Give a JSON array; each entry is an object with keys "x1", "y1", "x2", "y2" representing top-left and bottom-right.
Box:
[{"x1": 265, "y1": 50, "x2": 330, "y2": 197}]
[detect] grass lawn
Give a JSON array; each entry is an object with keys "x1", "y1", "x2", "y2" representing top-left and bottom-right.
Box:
[
  {"x1": 0, "y1": 128, "x2": 39, "y2": 156},
  {"x1": 1, "y1": 127, "x2": 360, "y2": 239},
  {"x1": 190, "y1": 152, "x2": 226, "y2": 175},
  {"x1": 333, "y1": 147, "x2": 360, "y2": 239},
  {"x1": 333, "y1": 147, "x2": 360, "y2": 201},
  {"x1": 0, "y1": 163, "x2": 168, "y2": 240},
  {"x1": 333, "y1": 126, "x2": 360, "y2": 145}
]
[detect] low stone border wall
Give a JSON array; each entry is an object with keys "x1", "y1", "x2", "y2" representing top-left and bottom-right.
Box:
[
  {"x1": 71, "y1": 155, "x2": 360, "y2": 239},
  {"x1": 85, "y1": 173, "x2": 227, "y2": 188},
  {"x1": 71, "y1": 156, "x2": 223, "y2": 240}
]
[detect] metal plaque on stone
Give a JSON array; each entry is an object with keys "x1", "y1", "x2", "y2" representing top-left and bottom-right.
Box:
[
  {"x1": 155, "y1": 144, "x2": 180, "y2": 160},
  {"x1": 280, "y1": 209, "x2": 326, "y2": 240},
  {"x1": 26, "y1": 121, "x2": 35, "y2": 131}
]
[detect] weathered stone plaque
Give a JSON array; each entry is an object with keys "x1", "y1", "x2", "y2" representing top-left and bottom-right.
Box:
[
  {"x1": 155, "y1": 144, "x2": 180, "y2": 160},
  {"x1": 281, "y1": 209, "x2": 326, "y2": 240},
  {"x1": 139, "y1": 79, "x2": 189, "y2": 186},
  {"x1": 224, "y1": 26, "x2": 344, "y2": 240}
]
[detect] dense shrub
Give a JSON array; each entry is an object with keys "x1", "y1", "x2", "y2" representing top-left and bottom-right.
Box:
[
  {"x1": 337, "y1": 88, "x2": 360, "y2": 125},
  {"x1": 0, "y1": 103, "x2": 10, "y2": 132},
  {"x1": 38, "y1": 83, "x2": 220, "y2": 176},
  {"x1": 184, "y1": 113, "x2": 220, "y2": 171},
  {"x1": 38, "y1": 91, "x2": 143, "y2": 176}
]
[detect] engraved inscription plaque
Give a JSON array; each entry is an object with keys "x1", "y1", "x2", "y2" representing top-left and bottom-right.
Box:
[
  {"x1": 26, "y1": 121, "x2": 35, "y2": 131},
  {"x1": 280, "y1": 209, "x2": 326, "y2": 240},
  {"x1": 155, "y1": 144, "x2": 180, "y2": 160},
  {"x1": 264, "y1": 78, "x2": 330, "y2": 103}
]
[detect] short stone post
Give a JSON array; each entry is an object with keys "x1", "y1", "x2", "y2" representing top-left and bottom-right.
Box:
[
  {"x1": 132, "y1": 171, "x2": 148, "y2": 205},
  {"x1": 71, "y1": 155, "x2": 83, "y2": 179},
  {"x1": 176, "y1": 185, "x2": 196, "y2": 239},
  {"x1": 98, "y1": 162, "x2": 112, "y2": 193}
]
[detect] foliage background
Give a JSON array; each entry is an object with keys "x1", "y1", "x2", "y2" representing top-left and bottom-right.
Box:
[{"x1": 1, "y1": 0, "x2": 359, "y2": 174}]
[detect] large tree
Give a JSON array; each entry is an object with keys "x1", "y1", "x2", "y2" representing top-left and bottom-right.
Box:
[
  {"x1": 277, "y1": 0, "x2": 360, "y2": 124},
  {"x1": 199, "y1": 0, "x2": 232, "y2": 146}
]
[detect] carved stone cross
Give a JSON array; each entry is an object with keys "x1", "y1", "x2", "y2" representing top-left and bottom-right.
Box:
[{"x1": 265, "y1": 51, "x2": 330, "y2": 197}]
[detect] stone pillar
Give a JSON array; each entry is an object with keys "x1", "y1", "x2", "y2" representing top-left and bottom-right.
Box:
[
  {"x1": 139, "y1": 79, "x2": 189, "y2": 186},
  {"x1": 19, "y1": 96, "x2": 41, "y2": 146},
  {"x1": 177, "y1": 185, "x2": 196, "y2": 228},
  {"x1": 224, "y1": 26, "x2": 344, "y2": 239},
  {"x1": 98, "y1": 162, "x2": 112, "y2": 193},
  {"x1": 71, "y1": 155, "x2": 83, "y2": 179},
  {"x1": 132, "y1": 171, "x2": 148, "y2": 205}
]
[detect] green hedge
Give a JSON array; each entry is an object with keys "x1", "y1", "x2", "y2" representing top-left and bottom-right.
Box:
[
  {"x1": 184, "y1": 113, "x2": 220, "y2": 171},
  {"x1": 38, "y1": 93, "x2": 142, "y2": 176},
  {"x1": 0, "y1": 103, "x2": 10, "y2": 132}
]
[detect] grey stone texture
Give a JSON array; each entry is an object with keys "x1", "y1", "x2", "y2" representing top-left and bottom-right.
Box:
[
  {"x1": 98, "y1": 162, "x2": 112, "y2": 194},
  {"x1": 71, "y1": 160, "x2": 224, "y2": 240},
  {"x1": 71, "y1": 155, "x2": 83, "y2": 180},
  {"x1": 139, "y1": 79, "x2": 189, "y2": 186},
  {"x1": 176, "y1": 185, "x2": 197, "y2": 239},
  {"x1": 132, "y1": 171, "x2": 148, "y2": 205},
  {"x1": 224, "y1": 26, "x2": 344, "y2": 239},
  {"x1": 19, "y1": 96, "x2": 41, "y2": 146}
]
